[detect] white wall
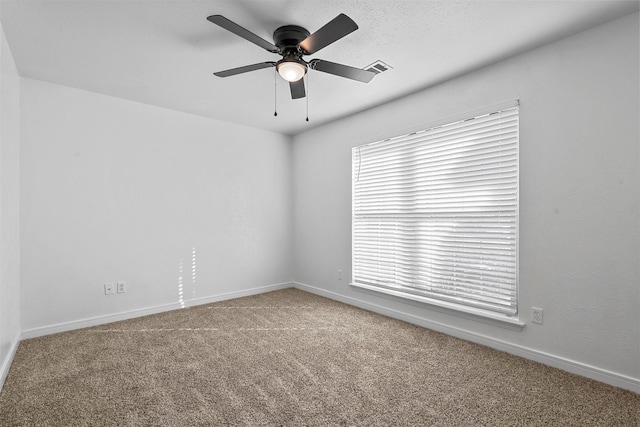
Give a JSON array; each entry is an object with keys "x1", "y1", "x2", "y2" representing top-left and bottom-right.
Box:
[
  {"x1": 0, "y1": 18, "x2": 21, "y2": 386},
  {"x1": 20, "y1": 79, "x2": 293, "y2": 333},
  {"x1": 292, "y1": 13, "x2": 639, "y2": 390}
]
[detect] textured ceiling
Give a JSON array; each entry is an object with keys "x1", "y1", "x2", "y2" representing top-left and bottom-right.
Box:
[{"x1": 1, "y1": 0, "x2": 638, "y2": 135}]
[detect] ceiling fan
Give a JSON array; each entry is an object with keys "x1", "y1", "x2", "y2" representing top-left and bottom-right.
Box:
[{"x1": 207, "y1": 13, "x2": 376, "y2": 100}]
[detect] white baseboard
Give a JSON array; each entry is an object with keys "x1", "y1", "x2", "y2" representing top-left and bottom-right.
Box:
[
  {"x1": 293, "y1": 281, "x2": 640, "y2": 394},
  {"x1": 0, "y1": 333, "x2": 21, "y2": 391},
  {"x1": 21, "y1": 282, "x2": 293, "y2": 340}
]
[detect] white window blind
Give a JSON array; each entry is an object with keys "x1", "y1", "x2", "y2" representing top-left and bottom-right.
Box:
[{"x1": 352, "y1": 106, "x2": 519, "y2": 318}]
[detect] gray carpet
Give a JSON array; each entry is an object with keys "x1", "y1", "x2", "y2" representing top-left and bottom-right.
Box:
[{"x1": 0, "y1": 288, "x2": 638, "y2": 426}]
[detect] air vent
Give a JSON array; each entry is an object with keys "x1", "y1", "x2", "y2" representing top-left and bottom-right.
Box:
[{"x1": 364, "y1": 60, "x2": 393, "y2": 75}]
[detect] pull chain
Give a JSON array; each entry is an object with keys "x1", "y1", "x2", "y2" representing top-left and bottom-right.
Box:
[
  {"x1": 273, "y1": 68, "x2": 278, "y2": 117},
  {"x1": 305, "y1": 72, "x2": 309, "y2": 122}
]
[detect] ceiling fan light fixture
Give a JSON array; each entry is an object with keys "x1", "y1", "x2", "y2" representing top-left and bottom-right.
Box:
[{"x1": 277, "y1": 60, "x2": 307, "y2": 82}]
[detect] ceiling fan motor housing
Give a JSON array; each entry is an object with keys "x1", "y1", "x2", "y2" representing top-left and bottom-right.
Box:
[{"x1": 273, "y1": 25, "x2": 310, "y2": 55}]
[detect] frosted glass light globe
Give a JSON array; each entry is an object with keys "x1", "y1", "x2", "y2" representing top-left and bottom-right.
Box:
[{"x1": 277, "y1": 61, "x2": 306, "y2": 82}]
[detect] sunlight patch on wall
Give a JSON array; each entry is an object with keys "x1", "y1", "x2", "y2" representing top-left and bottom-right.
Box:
[
  {"x1": 191, "y1": 247, "x2": 197, "y2": 299},
  {"x1": 178, "y1": 259, "x2": 185, "y2": 308}
]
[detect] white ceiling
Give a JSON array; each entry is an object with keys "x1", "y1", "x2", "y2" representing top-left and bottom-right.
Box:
[{"x1": 1, "y1": 0, "x2": 638, "y2": 136}]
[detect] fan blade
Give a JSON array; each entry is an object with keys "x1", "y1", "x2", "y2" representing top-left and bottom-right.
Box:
[
  {"x1": 289, "y1": 79, "x2": 306, "y2": 99},
  {"x1": 299, "y1": 14, "x2": 358, "y2": 55},
  {"x1": 207, "y1": 15, "x2": 278, "y2": 53},
  {"x1": 310, "y1": 59, "x2": 375, "y2": 83},
  {"x1": 214, "y1": 62, "x2": 276, "y2": 77}
]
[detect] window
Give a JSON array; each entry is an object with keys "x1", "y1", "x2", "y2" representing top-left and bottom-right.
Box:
[{"x1": 352, "y1": 104, "x2": 519, "y2": 322}]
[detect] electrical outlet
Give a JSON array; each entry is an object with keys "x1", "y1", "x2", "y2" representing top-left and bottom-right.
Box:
[
  {"x1": 117, "y1": 281, "x2": 127, "y2": 294},
  {"x1": 337, "y1": 269, "x2": 343, "y2": 280},
  {"x1": 531, "y1": 307, "x2": 544, "y2": 324},
  {"x1": 104, "y1": 283, "x2": 115, "y2": 295}
]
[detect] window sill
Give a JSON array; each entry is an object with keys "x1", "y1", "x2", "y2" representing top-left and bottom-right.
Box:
[{"x1": 350, "y1": 281, "x2": 525, "y2": 331}]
